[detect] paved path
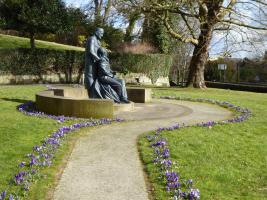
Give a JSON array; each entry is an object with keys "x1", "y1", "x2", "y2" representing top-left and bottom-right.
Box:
[{"x1": 53, "y1": 99, "x2": 233, "y2": 200}]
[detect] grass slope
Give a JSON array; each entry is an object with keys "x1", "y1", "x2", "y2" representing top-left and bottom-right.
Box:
[
  {"x1": 139, "y1": 88, "x2": 267, "y2": 200},
  {"x1": 0, "y1": 34, "x2": 85, "y2": 51}
]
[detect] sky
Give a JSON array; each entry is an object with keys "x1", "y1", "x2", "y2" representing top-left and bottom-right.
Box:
[
  {"x1": 64, "y1": 0, "x2": 87, "y2": 8},
  {"x1": 64, "y1": 0, "x2": 267, "y2": 59}
]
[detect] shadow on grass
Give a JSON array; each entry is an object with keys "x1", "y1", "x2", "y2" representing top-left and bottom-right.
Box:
[{"x1": 0, "y1": 98, "x2": 30, "y2": 104}]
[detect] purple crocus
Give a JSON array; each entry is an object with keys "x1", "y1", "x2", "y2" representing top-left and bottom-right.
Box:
[
  {"x1": 152, "y1": 140, "x2": 167, "y2": 147},
  {"x1": 18, "y1": 162, "x2": 26, "y2": 168},
  {"x1": 161, "y1": 159, "x2": 172, "y2": 169},
  {"x1": 14, "y1": 171, "x2": 26, "y2": 185},
  {"x1": 162, "y1": 148, "x2": 170, "y2": 158},
  {"x1": 187, "y1": 179, "x2": 193, "y2": 189},
  {"x1": 0, "y1": 191, "x2": 6, "y2": 200},
  {"x1": 166, "y1": 171, "x2": 179, "y2": 183},
  {"x1": 189, "y1": 189, "x2": 200, "y2": 200},
  {"x1": 31, "y1": 168, "x2": 37, "y2": 174},
  {"x1": 29, "y1": 157, "x2": 38, "y2": 166}
]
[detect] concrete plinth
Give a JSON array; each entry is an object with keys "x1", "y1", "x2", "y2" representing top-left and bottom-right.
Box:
[
  {"x1": 36, "y1": 86, "x2": 151, "y2": 119},
  {"x1": 36, "y1": 90, "x2": 114, "y2": 119}
]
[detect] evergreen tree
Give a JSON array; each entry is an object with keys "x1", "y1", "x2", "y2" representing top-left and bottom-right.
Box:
[{"x1": 0, "y1": 0, "x2": 68, "y2": 48}]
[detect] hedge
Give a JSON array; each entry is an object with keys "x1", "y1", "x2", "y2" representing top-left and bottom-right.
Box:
[
  {"x1": 110, "y1": 53, "x2": 172, "y2": 84},
  {"x1": 205, "y1": 81, "x2": 267, "y2": 93},
  {"x1": 0, "y1": 48, "x2": 173, "y2": 84},
  {"x1": 0, "y1": 48, "x2": 84, "y2": 83}
]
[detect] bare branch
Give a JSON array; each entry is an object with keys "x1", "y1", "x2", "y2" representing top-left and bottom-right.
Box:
[
  {"x1": 180, "y1": 14, "x2": 197, "y2": 39},
  {"x1": 143, "y1": 3, "x2": 198, "y2": 18},
  {"x1": 162, "y1": 11, "x2": 199, "y2": 46},
  {"x1": 222, "y1": 19, "x2": 267, "y2": 30},
  {"x1": 217, "y1": 0, "x2": 237, "y2": 19}
]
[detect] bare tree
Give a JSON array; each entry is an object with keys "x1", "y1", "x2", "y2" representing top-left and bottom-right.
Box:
[
  {"x1": 137, "y1": 0, "x2": 267, "y2": 88},
  {"x1": 84, "y1": 0, "x2": 114, "y2": 25},
  {"x1": 170, "y1": 42, "x2": 194, "y2": 86},
  {"x1": 114, "y1": 0, "x2": 142, "y2": 42}
]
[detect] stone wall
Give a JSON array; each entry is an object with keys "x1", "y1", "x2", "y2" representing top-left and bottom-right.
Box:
[
  {"x1": 0, "y1": 74, "x2": 75, "y2": 84},
  {"x1": 0, "y1": 73, "x2": 170, "y2": 86},
  {"x1": 116, "y1": 73, "x2": 170, "y2": 87}
]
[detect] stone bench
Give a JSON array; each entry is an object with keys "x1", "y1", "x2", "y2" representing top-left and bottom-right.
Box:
[{"x1": 35, "y1": 87, "x2": 151, "y2": 119}]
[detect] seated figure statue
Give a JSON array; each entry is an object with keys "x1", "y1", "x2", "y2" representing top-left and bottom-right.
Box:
[
  {"x1": 91, "y1": 47, "x2": 130, "y2": 104},
  {"x1": 90, "y1": 47, "x2": 130, "y2": 103}
]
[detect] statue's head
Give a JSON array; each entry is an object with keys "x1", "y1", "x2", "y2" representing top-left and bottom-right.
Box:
[
  {"x1": 95, "y1": 28, "x2": 104, "y2": 39},
  {"x1": 98, "y1": 47, "x2": 108, "y2": 58}
]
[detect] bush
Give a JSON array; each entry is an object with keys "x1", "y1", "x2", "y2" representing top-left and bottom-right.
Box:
[
  {"x1": 205, "y1": 81, "x2": 267, "y2": 93},
  {"x1": 110, "y1": 53, "x2": 172, "y2": 83},
  {"x1": 0, "y1": 48, "x2": 84, "y2": 83},
  {"x1": 0, "y1": 48, "x2": 172, "y2": 84},
  {"x1": 116, "y1": 42, "x2": 158, "y2": 54}
]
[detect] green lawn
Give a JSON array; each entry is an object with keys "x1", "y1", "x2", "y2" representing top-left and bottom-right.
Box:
[
  {"x1": 139, "y1": 88, "x2": 267, "y2": 200},
  {"x1": 0, "y1": 34, "x2": 85, "y2": 51},
  {"x1": 0, "y1": 85, "x2": 89, "y2": 199},
  {"x1": 0, "y1": 85, "x2": 266, "y2": 199}
]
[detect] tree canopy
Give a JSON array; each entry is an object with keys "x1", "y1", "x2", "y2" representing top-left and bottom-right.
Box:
[
  {"x1": 125, "y1": 0, "x2": 267, "y2": 88},
  {"x1": 0, "y1": 0, "x2": 69, "y2": 48}
]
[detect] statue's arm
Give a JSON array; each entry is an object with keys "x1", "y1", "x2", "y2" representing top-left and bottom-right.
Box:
[{"x1": 88, "y1": 37, "x2": 100, "y2": 61}]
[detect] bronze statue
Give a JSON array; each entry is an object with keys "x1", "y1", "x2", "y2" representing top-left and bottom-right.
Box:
[
  {"x1": 84, "y1": 28, "x2": 129, "y2": 103},
  {"x1": 84, "y1": 27, "x2": 103, "y2": 96}
]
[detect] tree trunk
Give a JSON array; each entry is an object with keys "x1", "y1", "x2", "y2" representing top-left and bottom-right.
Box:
[
  {"x1": 186, "y1": 26, "x2": 213, "y2": 88},
  {"x1": 103, "y1": 0, "x2": 112, "y2": 24},
  {"x1": 124, "y1": 14, "x2": 139, "y2": 42},
  {"x1": 30, "y1": 32, "x2": 35, "y2": 49},
  {"x1": 94, "y1": 0, "x2": 103, "y2": 25}
]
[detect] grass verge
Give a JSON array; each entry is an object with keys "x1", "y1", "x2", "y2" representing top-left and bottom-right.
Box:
[
  {"x1": 0, "y1": 85, "x2": 93, "y2": 199},
  {"x1": 139, "y1": 88, "x2": 267, "y2": 199}
]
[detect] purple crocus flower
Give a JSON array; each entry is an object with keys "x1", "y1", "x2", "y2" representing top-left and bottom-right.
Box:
[
  {"x1": 0, "y1": 191, "x2": 6, "y2": 199},
  {"x1": 187, "y1": 179, "x2": 193, "y2": 189},
  {"x1": 161, "y1": 159, "x2": 172, "y2": 168},
  {"x1": 179, "y1": 191, "x2": 187, "y2": 198},
  {"x1": 153, "y1": 157, "x2": 159, "y2": 164},
  {"x1": 152, "y1": 140, "x2": 167, "y2": 147},
  {"x1": 189, "y1": 189, "x2": 200, "y2": 199},
  {"x1": 162, "y1": 148, "x2": 170, "y2": 158},
  {"x1": 29, "y1": 157, "x2": 38, "y2": 166},
  {"x1": 14, "y1": 171, "x2": 26, "y2": 185},
  {"x1": 18, "y1": 162, "x2": 26, "y2": 168},
  {"x1": 166, "y1": 171, "x2": 179, "y2": 182},
  {"x1": 146, "y1": 134, "x2": 153, "y2": 141},
  {"x1": 30, "y1": 169, "x2": 36, "y2": 175},
  {"x1": 8, "y1": 194, "x2": 13, "y2": 200}
]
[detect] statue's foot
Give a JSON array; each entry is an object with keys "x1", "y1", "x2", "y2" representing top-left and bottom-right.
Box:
[{"x1": 121, "y1": 99, "x2": 130, "y2": 104}]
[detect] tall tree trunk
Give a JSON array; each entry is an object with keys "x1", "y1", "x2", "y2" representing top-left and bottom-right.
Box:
[
  {"x1": 103, "y1": 0, "x2": 112, "y2": 24},
  {"x1": 94, "y1": 0, "x2": 102, "y2": 25},
  {"x1": 124, "y1": 14, "x2": 139, "y2": 42},
  {"x1": 30, "y1": 32, "x2": 35, "y2": 49},
  {"x1": 187, "y1": 26, "x2": 212, "y2": 88}
]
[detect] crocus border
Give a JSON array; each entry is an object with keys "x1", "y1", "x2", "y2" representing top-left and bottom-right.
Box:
[{"x1": 143, "y1": 96, "x2": 251, "y2": 200}]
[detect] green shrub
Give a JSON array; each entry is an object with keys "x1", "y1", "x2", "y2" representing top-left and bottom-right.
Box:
[
  {"x1": 110, "y1": 53, "x2": 172, "y2": 83},
  {"x1": 0, "y1": 48, "x2": 84, "y2": 83}
]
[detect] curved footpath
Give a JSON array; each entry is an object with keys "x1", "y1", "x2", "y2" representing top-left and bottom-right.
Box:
[{"x1": 53, "y1": 99, "x2": 233, "y2": 200}]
